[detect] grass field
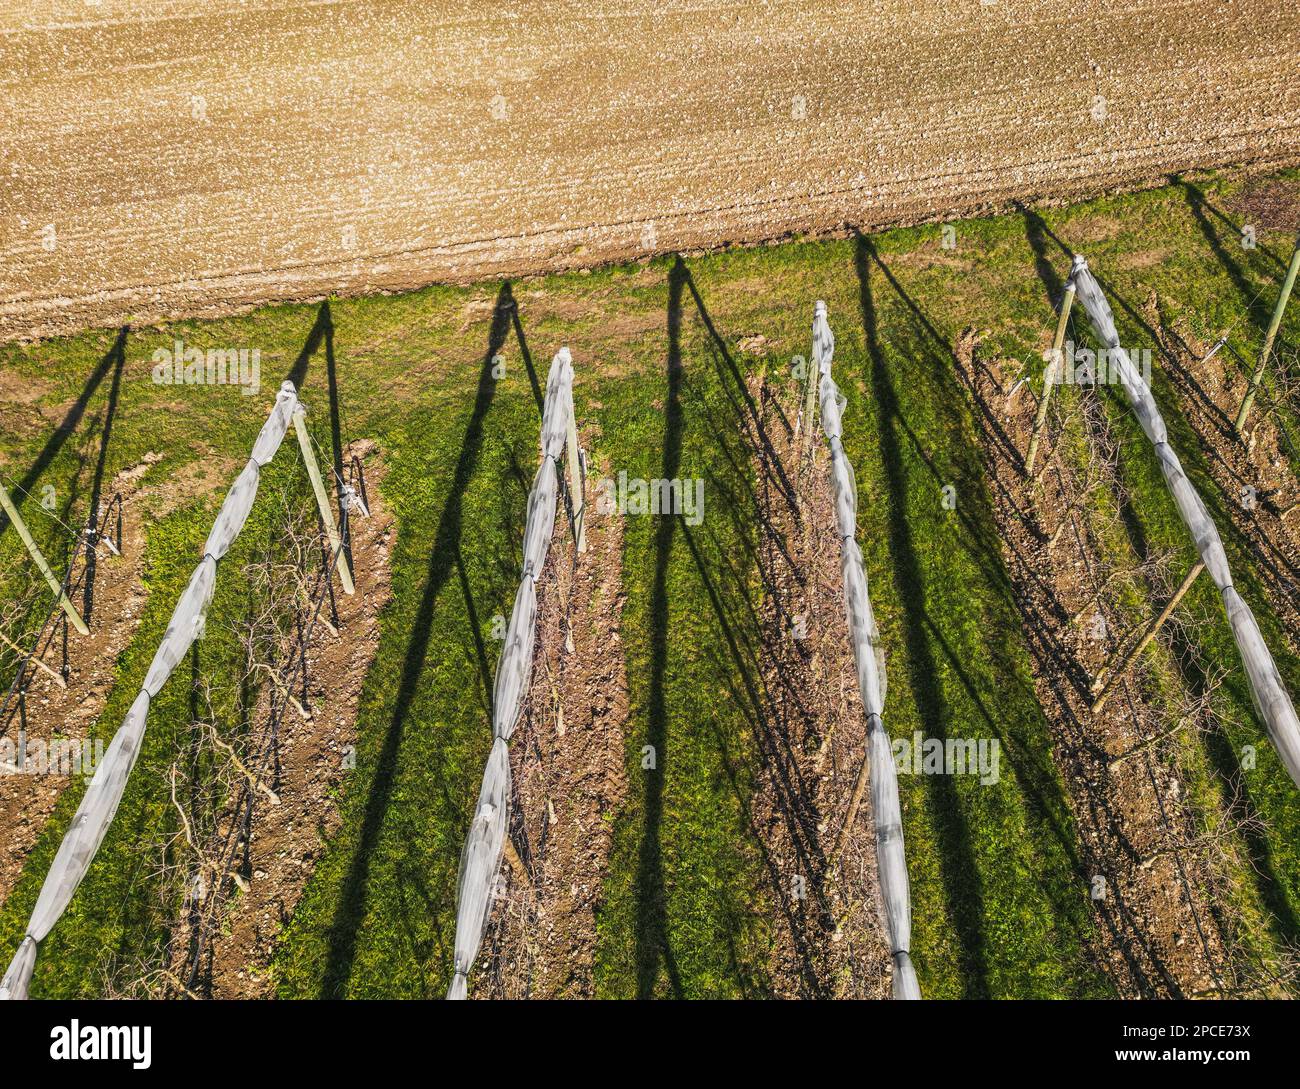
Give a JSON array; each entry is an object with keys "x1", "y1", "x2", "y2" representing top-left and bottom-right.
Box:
[{"x1": 1, "y1": 168, "x2": 1298, "y2": 998}]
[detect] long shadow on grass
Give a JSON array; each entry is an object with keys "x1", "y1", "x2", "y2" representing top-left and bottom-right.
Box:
[
  {"x1": 862, "y1": 238, "x2": 1088, "y2": 870},
  {"x1": 680, "y1": 266, "x2": 798, "y2": 509},
  {"x1": 282, "y1": 302, "x2": 359, "y2": 566},
  {"x1": 1, "y1": 326, "x2": 127, "y2": 539},
  {"x1": 634, "y1": 260, "x2": 688, "y2": 998},
  {"x1": 679, "y1": 516, "x2": 829, "y2": 997},
  {"x1": 1178, "y1": 180, "x2": 1272, "y2": 344},
  {"x1": 284, "y1": 303, "x2": 331, "y2": 392},
  {"x1": 316, "y1": 284, "x2": 515, "y2": 997},
  {"x1": 677, "y1": 266, "x2": 840, "y2": 993},
  {"x1": 0, "y1": 328, "x2": 122, "y2": 674},
  {"x1": 319, "y1": 303, "x2": 354, "y2": 571},
  {"x1": 81, "y1": 331, "x2": 127, "y2": 624},
  {"x1": 507, "y1": 299, "x2": 545, "y2": 417},
  {"x1": 854, "y1": 237, "x2": 991, "y2": 996},
  {"x1": 1176, "y1": 176, "x2": 1292, "y2": 277},
  {"x1": 1019, "y1": 203, "x2": 1067, "y2": 303}
]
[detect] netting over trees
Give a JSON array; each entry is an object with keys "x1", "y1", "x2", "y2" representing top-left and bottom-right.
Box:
[
  {"x1": 1071, "y1": 257, "x2": 1300, "y2": 790},
  {"x1": 447, "y1": 349, "x2": 574, "y2": 1000},
  {"x1": 812, "y1": 302, "x2": 920, "y2": 1000},
  {"x1": 0, "y1": 381, "x2": 304, "y2": 1001}
]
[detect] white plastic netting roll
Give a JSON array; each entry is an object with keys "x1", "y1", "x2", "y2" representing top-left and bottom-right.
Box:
[
  {"x1": 0, "y1": 381, "x2": 302, "y2": 1001},
  {"x1": 813, "y1": 301, "x2": 919, "y2": 1000},
  {"x1": 446, "y1": 348, "x2": 574, "y2": 1000},
  {"x1": 1070, "y1": 257, "x2": 1300, "y2": 789}
]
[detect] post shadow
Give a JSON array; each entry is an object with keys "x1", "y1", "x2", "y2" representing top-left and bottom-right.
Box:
[
  {"x1": 635, "y1": 258, "x2": 688, "y2": 999},
  {"x1": 319, "y1": 303, "x2": 354, "y2": 572},
  {"x1": 1177, "y1": 176, "x2": 1292, "y2": 276},
  {"x1": 854, "y1": 233, "x2": 991, "y2": 996},
  {"x1": 502, "y1": 303, "x2": 575, "y2": 549},
  {"x1": 283, "y1": 304, "x2": 330, "y2": 392},
  {"x1": 1180, "y1": 181, "x2": 1263, "y2": 323},
  {"x1": 283, "y1": 303, "x2": 346, "y2": 559},
  {"x1": 81, "y1": 329, "x2": 128, "y2": 623},
  {"x1": 453, "y1": 537, "x2": 495, "y2": 717},
  {"x1": 678, "y1": 264, "x2": 798, "y2": 509},
  {"x1": 1, "y1": 327, "x2": 128, "y2": 541},
  {"x1": 1016, "y1": 202, "x2": 1070, "y2": 303},
  {"x1": 680, "y1": 518, "x2": 828, "y2": 996},
  {"x1": 318, "y1": 282, "x2": 515, "y2": 997},
  {"x1": 507, "y1": 300, "x2": 545, "y2": 418}
]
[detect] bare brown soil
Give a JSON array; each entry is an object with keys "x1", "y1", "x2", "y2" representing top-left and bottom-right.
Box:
[
  {"x1": 2, "y1": 1, "x2": 1298, "y2": 340},
  {"x1": 1146, "y1": 295, "x2": 1300, "y2": 645},
  {"x1": 481, "y1": 379, "x2": 892, "y2": 997},
  {"x1": 743, "y1": 375, "x2": 892, "y2": 998},
  {"x1": 481, "y1": 450, "x2": 629, "y2": 999},
  {"x1": 0, "y1": 450, "x2": 214, "y2": 904},
  {"x1": 1227, "y1": 178, "x2": 1300, "y2": 235},
  {"x1": 958, "y1": 333, "x2": 1232, "y2": 997},
  {"x1": 169, "y1": 440, "x2": 393, "y2": 998}
]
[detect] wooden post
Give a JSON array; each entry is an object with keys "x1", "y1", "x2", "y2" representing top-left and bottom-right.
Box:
[
  {"x1": 1090, "y1": 560, "x2": 1204, "y2": 713},
  {"x1": 803, "y1": 303, "x2": 825, "y2": 460},
  {"x1": 0, "y1": 481, "x2": 89, "y2": 635},
  {"x1": 292, "y1": 408, "x2": 354, "y2": 595},
  {"x1": 832, "y1": 738, "x2": 872, "y2": 866},
  {"x1": 0, "y1": 629, "x2": 66, "y2": 688},
  {"x1": 1235, "y1": 230, "x2": 1300, "y2": 433},
  {"x1": 1026, "y1": 280, "x2": 1076, "y2": 474},
  {"x1": 565, "y1": 386, "x2": 587, "y2": 554}
]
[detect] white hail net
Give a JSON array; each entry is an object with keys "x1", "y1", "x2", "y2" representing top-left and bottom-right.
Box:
[
  {"x1": 0, "y1": 381, "x2": 302, "y2": 1001},
  {"x1": 446, "y1": 348, "x2": 573, "y2": 1000},
  {"x1": 813, "y1": 301, "x2": 920, "y2": 1001},
  {"x1": 1070, "y1": 256, "x2": 1300, "y2": 790}
]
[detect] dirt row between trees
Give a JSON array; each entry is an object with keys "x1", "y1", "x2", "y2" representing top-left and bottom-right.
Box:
[
  {"x1": 481, "y1": 452, "x2": 630, "y2": 999},
  {"x1": 0, "y1": 451, "x2": 221, "y2": 904},
  {"x1": 1146, "y1": 295, "x2": 1300, "y2": 649},
  {"x1": 165, "y1": 440, "x2": 395, "y2": 999},
  {"x1": 481, "y1": 377, "x2": 894, "y2": 997},
  {"x1": 958, "y1": 333, "x2": 1233, "y2": 997},
  {"x1": 744, "y1": 374, "x2": 892, "y2": 998}
]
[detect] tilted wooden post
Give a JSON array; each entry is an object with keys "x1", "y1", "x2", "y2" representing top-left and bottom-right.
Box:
[
  {"x1": 1090, "y1": 560, "x2": 1204, "y2": 714},
  {"x1": 1026, "y1": 277, "x2": 1077, "y2": 474},
  {"x1": 565, "y1": 385, "x2": 587, "y2": 554},
  {"x1": 292, "y1": 408, "x2": 354, "y2": 595},
  {"x1": 802, "y1": 304, "x2": 824, "y2": 460},
  {"x1": 0, "y1": 481, "x2": 89, "y2": 636},
  {"x1": 1235, "y1": 230, "x2": 1300, "y2": 433}
]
